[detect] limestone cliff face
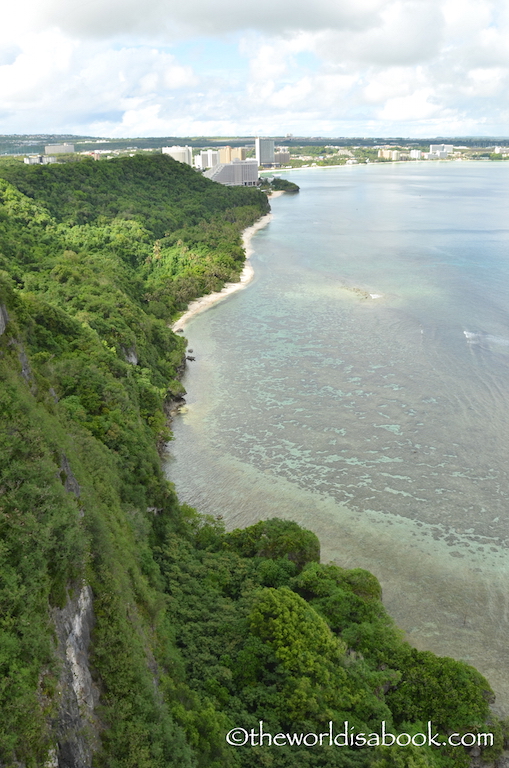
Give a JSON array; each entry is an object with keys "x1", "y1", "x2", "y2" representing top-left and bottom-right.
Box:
[
  {"x1": 50, "y1": 455, "x2": 100, "y2": 768},
  {"x1": 51, "y1": 584, "x2": 101, "y2": 768},
  {"x1": 0, "y1": 303, "x2": 9, "y2": 335}
]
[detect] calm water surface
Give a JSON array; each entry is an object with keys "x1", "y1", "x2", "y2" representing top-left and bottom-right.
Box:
[{"x1": 165, "y1": 162, "x2": 509, "y2": 712}]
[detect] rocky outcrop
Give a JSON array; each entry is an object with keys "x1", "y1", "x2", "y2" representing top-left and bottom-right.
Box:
[
  {"x1": 51, "y1": 584, "x2": 101, "y2": 768},
  {"x1": 471, "y1": 752, "x2": 509, "y2": 768},
  {"x1": 8, "y1": 337, "x2": 34, "y2": 385},
  {"x1": 50, "y1": 449, "x2": 98, "y2": 767},
  {"x1": 122, "y1": 346, "x2": 138, "y2": 365},
  {"x1": 0, "y1": 303, "x2": 9, "y2": 335},
  {"x1": 59, "y1": 454, "x2": 81, "y2": 499}
]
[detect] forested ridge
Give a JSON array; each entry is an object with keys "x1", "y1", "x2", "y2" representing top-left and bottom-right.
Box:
[{"x1": 0, "y1": 155, "x2": 505, "y2": 768}]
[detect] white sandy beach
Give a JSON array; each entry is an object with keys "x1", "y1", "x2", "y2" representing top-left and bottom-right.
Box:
[{"x1": 171, "y1": 202, "x2": 280, "y2": 332}]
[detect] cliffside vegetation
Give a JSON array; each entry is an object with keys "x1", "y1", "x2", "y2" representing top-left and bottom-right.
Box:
[{"x1": 0, "y1": 155, "x2": 505, "y2": 767}]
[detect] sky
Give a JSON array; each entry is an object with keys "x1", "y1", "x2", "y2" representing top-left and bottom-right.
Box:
[{"x1": 1, "y1": 0, "x2": 509, "y2": 138}]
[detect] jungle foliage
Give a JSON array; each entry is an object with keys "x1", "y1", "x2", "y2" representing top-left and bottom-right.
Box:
[{"x1": 0, "y1": 155, "x2": 503, "y2": 768}]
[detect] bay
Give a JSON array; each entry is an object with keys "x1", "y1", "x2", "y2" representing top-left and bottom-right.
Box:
[{"x1": 165, "y1": 161, "x2": 509, "y2": 713}]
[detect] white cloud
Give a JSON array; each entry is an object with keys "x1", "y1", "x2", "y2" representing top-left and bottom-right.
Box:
[
  {"x1": 1, "y1": 0, "x2": 509, "y2": 136},
  {"x1": 378, "y1": 87, "x2": 439, "y2": 121},
  {"x1": 25, "y1": 0, "x2": 390, "y2": 39},
  {"x1": 363, "y1": 67, "x2": 418, "y2": 104},
  {"x1": 0, "y1": 39, "x2": 198, "y2": 134}
]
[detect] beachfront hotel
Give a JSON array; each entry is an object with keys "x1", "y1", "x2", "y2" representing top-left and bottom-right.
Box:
[
  {"x1": 203, "y1": 159, "x2": 258, "y2": 186},
  {"x1": 255, "y1": 137, "x2": 275, "y2": 166}
]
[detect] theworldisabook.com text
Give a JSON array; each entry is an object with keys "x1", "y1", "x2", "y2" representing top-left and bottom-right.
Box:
[{"x1": 225, "y1": 721, "x2": 494, "y2": 749}]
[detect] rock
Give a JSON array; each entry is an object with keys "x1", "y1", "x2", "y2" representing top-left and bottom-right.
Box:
[
  {"x1": 0, "y1": 303, "x2": 9, "y2": 335},
  {"x1": 122, "y1": 346, "x2": 138, "y2": 365},
  {"x1": 59, "y1": 454, "x2": 81, "y2": 498},
  {"x1": 186, "y1": 356, "x2": 195, "y2": 361},
  {"x1": 52, "y1": 584, "x2": 101, "y2": 767},
  {"x1": 18, "y1": 345, "x2": 32, "y2": 383}
]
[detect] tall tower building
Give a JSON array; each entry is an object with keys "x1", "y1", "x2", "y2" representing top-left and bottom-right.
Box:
[{"x1": 255, "y1": 138, "x2": 275, "y2": 166}]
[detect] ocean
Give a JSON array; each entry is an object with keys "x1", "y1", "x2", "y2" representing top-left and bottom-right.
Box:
[{"x1": 164, "y1": 161, "x2": 509, "y2": 713}]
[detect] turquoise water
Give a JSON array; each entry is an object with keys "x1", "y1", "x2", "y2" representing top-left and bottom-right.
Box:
[{"x1": 165, "y1": 162, "x2": 509, "y2": 712}]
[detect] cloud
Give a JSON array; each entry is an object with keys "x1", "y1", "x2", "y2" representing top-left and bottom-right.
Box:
[
  {"x1": 1, "y1": 0, "x2": 509, "y2": 136},
  {"x1": 378, "y1": 87, "x2": 440, "y2": 121},
  {"x1": 0, "y1": 37, "x2": 198, "y2": 135},
  {"x1": 27, "y1": 0, "x2": 389, "y2": 39}
]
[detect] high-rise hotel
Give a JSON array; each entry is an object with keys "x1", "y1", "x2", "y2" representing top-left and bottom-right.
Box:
[{"x1": 255, "y1": 137, "x2": 275, "y2": 166}]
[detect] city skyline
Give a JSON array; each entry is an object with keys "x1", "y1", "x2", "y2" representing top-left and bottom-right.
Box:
[{"x1": 1, "y1": 0, "x2": 509, "y2": 138}]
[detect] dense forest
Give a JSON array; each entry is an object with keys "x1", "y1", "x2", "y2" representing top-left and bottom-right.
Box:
[{"x1": 0, "y1": 155, "x2": 506, "y2": 768}]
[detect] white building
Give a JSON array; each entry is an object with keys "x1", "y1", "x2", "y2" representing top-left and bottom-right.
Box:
[
  {"x1": 204, "y1": 160, "x2": 258, "y2": 186},
  {"x1": 430, "y1": 144, "x2": 453, "y2": 154},
  {"x1": 195, "y1": 149, "x2": 219, "y2": 169},
  {"x1": 162, "y1": 145, "x2": 193, "y2": 165},
  {"x1": 45, "y1": 143, "x2": 74, "y2": 154},
  {"x1": 255, "y1": 137, "x2": 275, "y2": 166},
  {"x1": 409, "y1": 150, "x2": 422, "y2": 159},
  {"x1": 24, "y1": 155, "x2": 57, "y2": 164}
]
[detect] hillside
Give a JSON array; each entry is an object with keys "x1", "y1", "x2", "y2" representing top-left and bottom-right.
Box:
[{"x1": 0, "y1": 155, "x2": 504, "y2": 768}]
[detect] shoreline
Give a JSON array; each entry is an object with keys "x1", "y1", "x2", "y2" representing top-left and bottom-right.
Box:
[
  {"x1": 171, "y1": 209, "x2": 275, "y2": 332},
  {"x1": 264, "y1": 158, "x2": 493, "y2": 174}
]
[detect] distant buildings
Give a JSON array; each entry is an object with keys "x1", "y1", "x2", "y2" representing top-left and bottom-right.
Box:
[
  {"x1": 274, "y1": 149, "x2": 290, "y2": 165},
  {"x1": 430, "y1": 144, "x2": 453, "y2": 154},
  {"x1": 377, "y1": 145, "x2": 455, "y2": 161},
  {"x1": 377, "y1": 149, "x2": 401, "y2": 160},
  {"x1": 217, "y1": 146, "x2": 247, "y2": 163},
  {"x1": 194, "y1": 149, "x2": 219, "y2": 169},
  {"x1": 24, "y1": 155, "x2": 57, "y2": 164},
  {"x1": 232, "y1": 147, "x2": 247, "y2": 162},
  {"x1": 424, "y1": 144, "x2": 454, "y2": 159},
  {"x1": 255, "y1": 138, "x2": 275, "y2": 166},
  {"x1": 194, "y1": 147, "x2": 248, "y2": 169},
  {"x1": 162, "y1": 145, "x2": 193, "y2": 165},
  {"x1": 204, "y1": 160, "x2": 258, "y2": 187},
  {"x1": 45, "y1": 143, "x2": 74, "y2": 154},
  {"x1": 219, "y1": 146, "x2": 232, "y2": 164}
]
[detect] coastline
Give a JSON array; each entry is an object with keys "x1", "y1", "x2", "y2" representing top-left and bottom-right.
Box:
[
  {"x1": 171, "y1": 209, "x2": 274, "y2": 332},
  {"x1": 265, "y1": 159, "x2": 486, "y2": 174}
]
